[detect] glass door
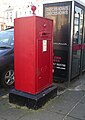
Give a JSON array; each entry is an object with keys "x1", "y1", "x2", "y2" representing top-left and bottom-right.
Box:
[
  {"x1": 82, "y1": 13, "x2": 85, "y2": 71},
  {"x1": 71, "y1": 6, "x2": 83, "y2": 78}
]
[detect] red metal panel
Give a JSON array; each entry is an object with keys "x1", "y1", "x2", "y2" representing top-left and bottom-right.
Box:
[
  {"x1": 14, "y1": 16, "x2": 53, "y2": 94},
  {"x1": 35, "y1": 17, "x2": 53, "y2": 92}
]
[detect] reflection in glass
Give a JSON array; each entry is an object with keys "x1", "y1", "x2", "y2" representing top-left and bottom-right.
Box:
[
  {"x1": 71, "y1": 6, "x2": 83, "y2": 78},
  {"x1": 45, "y1": 5, "x2": 70, "y2": 45}
]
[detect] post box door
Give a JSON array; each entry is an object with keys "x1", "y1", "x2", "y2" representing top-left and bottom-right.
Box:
[{"x1": 37, "y1": 39, "x2": 52, "y2": 91}]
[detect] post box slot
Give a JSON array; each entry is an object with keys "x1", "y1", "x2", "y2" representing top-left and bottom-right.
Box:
[{"x1": 39, "y1": 31, "x2": 50, "y2": 37}]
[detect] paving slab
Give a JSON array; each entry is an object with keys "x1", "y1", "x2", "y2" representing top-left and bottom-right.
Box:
[
  {"x1": 19, "y1": 110, "x2": 64, "y2": 120},
  {"x1": 44, "y1": 90, "x2": 85, "y2": 115},
  {"x1": 63, "y1": 116, "x2": 80, "y2": 120},
  {"x1": 0, "y1": 94, "x2": 65, "y2": 120},
  {"x1": 0, "y1": 95, "x2": 29, "y2": 120},
  {"x1": 69, "y1": 74, "x2": 85, "y2": 91},
  {"x1": 68, "y1": 95, "x2": 85, "y2": 120}
]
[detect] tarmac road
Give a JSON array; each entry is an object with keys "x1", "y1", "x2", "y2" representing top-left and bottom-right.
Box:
[{"x1": 0, "y1": 86, "x2": 9, "y2": 97}]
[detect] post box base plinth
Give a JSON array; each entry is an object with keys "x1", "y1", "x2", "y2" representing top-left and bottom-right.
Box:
[{"x1": 9, "y1": 85, "x2": 57, "y2": 110}]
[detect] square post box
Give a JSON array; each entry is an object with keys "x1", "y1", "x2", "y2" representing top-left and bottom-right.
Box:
[{"x1": 14, "y1": 16, "x2": 53, "y2": 94}]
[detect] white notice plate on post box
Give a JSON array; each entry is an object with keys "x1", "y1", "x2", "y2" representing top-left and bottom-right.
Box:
[{"x1": 43, "y1": 40, "x2": 47, "y2": 52}]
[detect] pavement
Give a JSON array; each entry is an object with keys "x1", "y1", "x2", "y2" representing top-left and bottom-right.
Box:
[{"x1": 0, "y1": 74, "x2": 85, "y2": 120}]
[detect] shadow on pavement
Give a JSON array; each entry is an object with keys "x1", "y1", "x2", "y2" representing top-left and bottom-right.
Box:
[{"x1": 0, "y1": 86, "x2": 11, "y2": 97}]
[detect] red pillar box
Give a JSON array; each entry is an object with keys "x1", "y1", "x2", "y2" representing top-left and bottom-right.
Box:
[
  {"x1": 14, "y1": 16, "x2": 53, "y2": 94},
  {"x1": 9, "y1": 16, "x2": 57, "y2": 109}
]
